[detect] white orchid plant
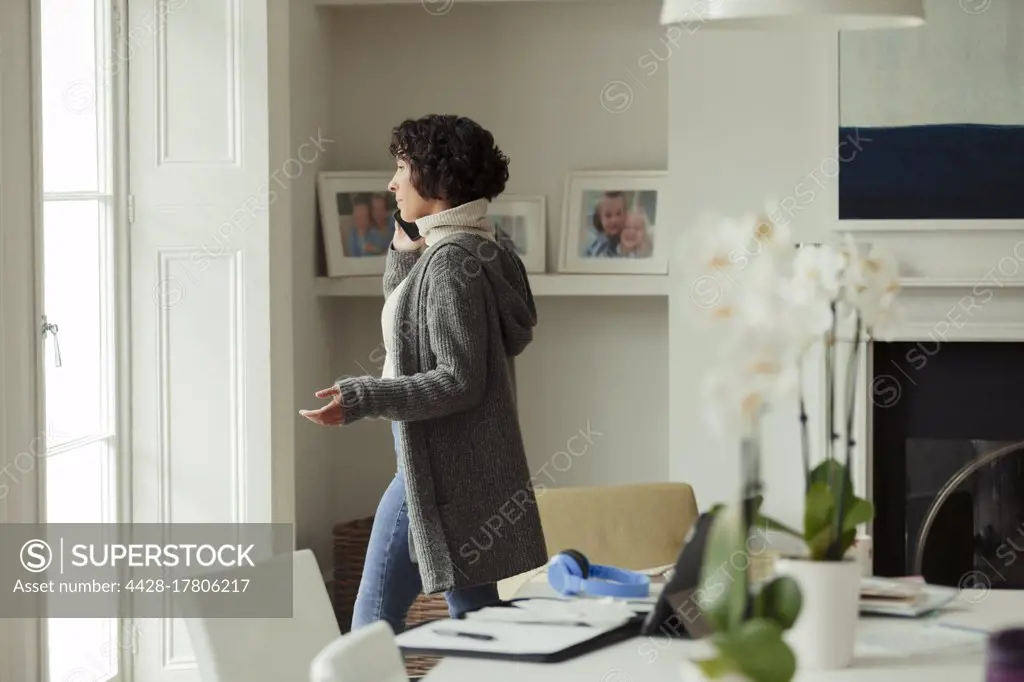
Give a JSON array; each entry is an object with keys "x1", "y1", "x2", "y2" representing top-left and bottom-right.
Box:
[
  {"x1": 689, "y1": 202, "x2": 902, "y2": 563},
  {"x1": 680, "y1": 205, "x2": 902, "y2": 681}
]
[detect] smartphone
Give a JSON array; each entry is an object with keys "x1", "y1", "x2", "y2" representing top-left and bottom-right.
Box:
[{"x1": 394, "y1": 211, "x2": 421, "y2": 241}]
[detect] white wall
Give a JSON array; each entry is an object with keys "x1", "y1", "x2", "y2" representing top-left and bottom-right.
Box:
[
  {"x1": 839, "y1": 0, "x2": 1023, "y2": 127},
  {"x1": 316, "y1": 1, "x2": 672, "y2": 527},
  {"x1": 667, "y1": 29, "x2": 838, "y2": 527},
  {"x1": 289, "y1": 0, "x2": 342, "y2": 571},
  {"x1": 0, "y1": 0, "x2": 43, "y2": 676}
]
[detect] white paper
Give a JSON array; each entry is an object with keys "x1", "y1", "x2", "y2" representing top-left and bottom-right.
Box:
[
  {"x1": 934, "y1": 594, "x2": 1024, "y2": 634},
  {"x1": 395, "y1": 616, "x2": 628, "y2": 656},
  {"x1": 856, "y1": 623, "x2": 986, "y2": 658},
  {"x1": 513, "y1": 598, "x2": 637, "y2": 620},
  {"x1": 462, "y1": 599, "x2": 638, "y2": 626},
  {"x1": 859, "y1": 584, "x2": 958, "y2": 617}
]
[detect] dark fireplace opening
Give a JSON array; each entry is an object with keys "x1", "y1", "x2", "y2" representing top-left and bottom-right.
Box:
[{"x1": 871, "y1": 341, "x2": 1024, "y2": 588}]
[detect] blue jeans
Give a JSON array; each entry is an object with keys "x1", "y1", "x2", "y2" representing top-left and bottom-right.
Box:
[{"x1": 350, "y1": 422, "x2": 499, "y2": 633}]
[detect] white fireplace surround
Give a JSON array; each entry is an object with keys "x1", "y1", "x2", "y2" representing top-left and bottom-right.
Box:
[{"x1": 838, "y1": 220, "x2": 1024, "y2": 517}]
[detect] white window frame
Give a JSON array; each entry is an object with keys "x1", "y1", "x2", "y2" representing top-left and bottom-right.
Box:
[
  {"x1": 36, "y1": 0, "x2": 132, "y2": 676},
  {"x1": 1, "y1": 0, "x2": 130, "y2": 679},
  {"x1": 37, "y1": 0, "x2": 124, "y2": 493}
]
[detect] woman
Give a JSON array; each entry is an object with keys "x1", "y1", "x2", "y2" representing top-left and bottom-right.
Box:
[{"x1": 300, "y1": 114, "x2": 548, "y2": 634}]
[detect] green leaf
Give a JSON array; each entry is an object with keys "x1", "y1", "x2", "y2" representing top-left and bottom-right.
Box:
[
  {"x1": 801, "y1": 461, "x2": 874, "y2": 560},
  {"x1": 753, "y1": 576, "x2": 802, "y2": 631},
  {"x1": 842, "y1": 497, "x2": 874, "y2": 532},
  {"x1": 715, "y1": 619, "x2": 797, "y2": 682},
  {"x1": 803, "y1": 481, "x2": 835, "y2": 544},
  {"x1": 700, "y1": 501, "x2": 749, "y2": 632},
  {"x1": 755, "y1": 512, "x2": 803, "y2": 539},
  {"x1": 694, "y1": 655, "x2": 738, "y2": 679},
  {"x1": 749, "y1": 493, "x2": 803, "y2": 545},
  {"x1": 809, "y1": 460, "x2": 854, "y2": 504},
  {"x1": 806, "y1": 527, "x2": 856, "y2": 561}
]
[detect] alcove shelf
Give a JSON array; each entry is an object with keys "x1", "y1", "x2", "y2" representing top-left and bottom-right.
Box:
[
  {"x1": 314, "y1": 274, "x2": 670, "y2": 297},
  {"x1": 313, "y1": 0, "x2": 595, "y2": 6}
]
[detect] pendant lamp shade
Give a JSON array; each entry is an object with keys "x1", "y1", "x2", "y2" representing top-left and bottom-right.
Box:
[{"x1": 660, "y1": 0, "x2": 925, "y2": 30}]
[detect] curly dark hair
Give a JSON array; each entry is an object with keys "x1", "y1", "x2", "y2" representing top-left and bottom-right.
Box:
[{"x1": 388, "y1": 114, "x2": 510, "y2": 207}]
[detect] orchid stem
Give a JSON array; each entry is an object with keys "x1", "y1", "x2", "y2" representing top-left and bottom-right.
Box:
[
  {"x1": 740, "y1": 422, "x2": 761, "y2": 622},
  {"x1": 844, "y1": 315, "x2": 862, "y2": 476},
  {"x1": 798, "y1": 360, "x2": 810, "y2": 493},
  {"x1": 829, "y1": 313, "x2": 864, "y2": 559},
  {"x1": 824, "y1": 301, "x2": 843, "y2": 559},
  {"x1": 827, "y1": 302, "x2": 838, "y2": 463}
]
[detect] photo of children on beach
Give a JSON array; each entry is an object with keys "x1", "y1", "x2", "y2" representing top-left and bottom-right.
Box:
[
  {"x1": 336, "y1": 191, "x2": 396, "y2": 257},
  {"x1": 580, "y1": 189, "x2": 656, "y2": 259}
]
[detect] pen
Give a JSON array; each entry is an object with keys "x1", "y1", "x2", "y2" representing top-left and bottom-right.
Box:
[{"x1": 435, "y1": 628, "x2": 495, "y2": 641}]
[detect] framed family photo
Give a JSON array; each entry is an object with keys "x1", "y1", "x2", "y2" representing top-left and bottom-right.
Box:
[
  {"x1": 317, "y1": 171, "x2": 396, "y2": 277},
  {"x1": 559, "y1": 170, "x2": 669, "y2": 274},
  {"x1": 486, "y1": 195, "x2": 546, "y2": 273}
]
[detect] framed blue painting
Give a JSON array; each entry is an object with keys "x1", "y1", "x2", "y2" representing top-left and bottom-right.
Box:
[{"x1": 838, "y1": 0, "x2": 1024, "y2": 223}]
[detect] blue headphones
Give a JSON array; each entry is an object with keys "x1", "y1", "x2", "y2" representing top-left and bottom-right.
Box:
[{"x1": 547, "y1": 549, "x2": 651, "y2": 599}]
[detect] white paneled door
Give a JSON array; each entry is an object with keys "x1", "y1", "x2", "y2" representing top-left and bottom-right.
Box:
[{"x1": 127, "y1": 0, "x2": 287, "y2": 680}]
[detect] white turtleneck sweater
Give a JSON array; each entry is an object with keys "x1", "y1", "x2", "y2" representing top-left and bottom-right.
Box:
[{"x1": 381, "y1": 198, "x2": 497, "y2": 379}]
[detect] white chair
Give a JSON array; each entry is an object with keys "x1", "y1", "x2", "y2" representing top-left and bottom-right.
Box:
[
  {"x1": 309, "y1": 620, "x2": 407, "y2": 682},
  {"x1": 182, "y1": 548, "x2": 342, "y2": 682}
]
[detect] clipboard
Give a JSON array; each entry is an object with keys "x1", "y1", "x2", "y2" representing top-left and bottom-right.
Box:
[
  {"x1": 395, "y1": 610, "x2": 645, "y2": 663},
  {"x1": 397, "y1": 510, "x2": 717, "y2": 662}
]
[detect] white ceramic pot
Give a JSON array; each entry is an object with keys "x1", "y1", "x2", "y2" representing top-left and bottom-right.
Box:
[
  {"x1": 679, "y1": 660, "x2": 751, "y2": 682},
  {"x1": 773, "y1": 557, "x2": 861, "y2": 670}
]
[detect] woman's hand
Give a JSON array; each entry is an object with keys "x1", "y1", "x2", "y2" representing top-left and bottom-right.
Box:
[
  {"x1": 392, "y1": 224, "x2": 425, "y2": 252},
  {"x1": 299, "y1": 386, "x2": 344, "y2": 426}
]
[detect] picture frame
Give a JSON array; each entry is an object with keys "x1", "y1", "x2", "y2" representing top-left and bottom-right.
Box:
[
  {"x1": 486, "y1": 194, "x2": 547, "y2": 273},
  {"x1": 559, "y1": 170, "x2": 669, "y2": 274},
  {"x1": 317, "y1": 171, "x2": 396, "y2": 277}
]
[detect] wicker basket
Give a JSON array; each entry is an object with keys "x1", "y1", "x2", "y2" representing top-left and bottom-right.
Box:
[
  {"x1": 403, "y1": 595, "x2": 449, "y2": 678},
  {"x1": 332, "y1": 516, "x2": 448, "y2": 679},
  {"x1": 332, "y1": 515, "x2": 375, "y2": 633}
]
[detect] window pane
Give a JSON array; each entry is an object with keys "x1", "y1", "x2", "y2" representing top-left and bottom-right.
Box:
[
  {"x1": 44, "y1": 440, "x2": 112, "y2": 524},
  {"x1": 44, "y1": 440, "x2": 117, "y2": 682},
  {"x1": 40, "y1": 0, "x2": 99, "y2": 193},
  {"x1": 43, "y1": 200, "x2": 107, "y2": 445},
  {"x1": 46, "y1": 618, "x2": 117, "y2": 682}
]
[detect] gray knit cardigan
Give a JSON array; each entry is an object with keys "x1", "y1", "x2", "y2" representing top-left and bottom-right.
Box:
[{"x1": 334, "y1": 232, "x2": 549, "y2": 594}]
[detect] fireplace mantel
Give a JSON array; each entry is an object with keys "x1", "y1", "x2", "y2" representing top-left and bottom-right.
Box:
[
  {"x1": 833, "y1": 221, "x2": 1024, "y2": 522},
  {"x1": 837, "y1": 222, "x2": 1024, "y2": 341}
]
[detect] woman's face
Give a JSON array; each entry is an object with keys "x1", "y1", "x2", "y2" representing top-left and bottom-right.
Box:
[
  {"x1": 599, "y1": 197, "x2": 627, "y2": 236},
  {"x1": 389, "y1": 159, "x2": 431, "y2": 222}
]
